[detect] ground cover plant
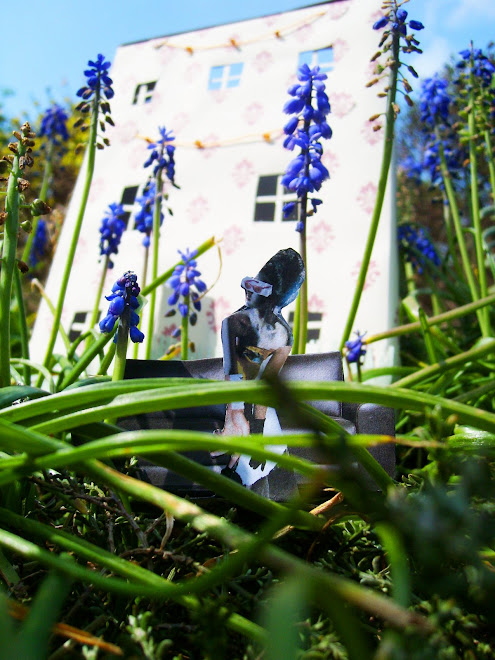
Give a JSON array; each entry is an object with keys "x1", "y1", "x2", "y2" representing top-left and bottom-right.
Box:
[{"x1": 1, "y1": 1, "x2": 495, "y2": 657}]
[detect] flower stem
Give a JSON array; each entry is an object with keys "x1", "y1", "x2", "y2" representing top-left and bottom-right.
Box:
[
  {"x1": 296, "y1": 194, "x2": 308, "y2": 355},
  {"x1": 437, "y1": 134, "x2": 486, "y2": 334},
  {"x1": 21, "y1": 142, "x2": 53, "y2": 265},
  {"x1": 181, "y1": 294, "x2": 190, "y2": 360},
  {"x1": 467, "y1": 77, "x2": 490, "y2": 335},
  {"x1": 0, "y1": 150, "x2": 21, "y2": 388},
  {"x1": 38, "y1": 93, "x2": 99, "y2": 384},
  {"x1": 484, "y1": 130, "x2": 495, "y2": 204},
  {"x1": 133, "y1": 245, "x2": 149, "y2": 360},
  {"x1": 339, "y1": 33, "x2": 399, "y2": 351},
  {"x1": 13, "y1": 268, "x2": 30, "y2": 385},
  {"x1": 113, "y1": 314, "x2": 129, "y2": 382},
  {"x1": 87, "y1": 254, "x2": 109, "y2": 350},
  {"x1": 145, "y1": 172, "x2": 163, "y2": 359}
]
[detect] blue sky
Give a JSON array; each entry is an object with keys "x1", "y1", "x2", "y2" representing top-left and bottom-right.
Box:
[{"x1": 2, "y1": 0, "x2": 495, "y2": 119}]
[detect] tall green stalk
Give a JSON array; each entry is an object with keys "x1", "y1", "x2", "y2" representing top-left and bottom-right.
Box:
[
  {"x1": 21, "y1": 142, "x2": 52, "y2": 266},
  {"x1": 0, "y1": 134, "x2": 24, "y2": 387},
  {"x1": 484, "y1": 130, "x2": 495, "y2": 204},
  {"x1": 340, "y1": 32, "x2": 399, "y2": 351},
  {"x1": 181, "y1": 294, "x2": 190, "y2": 359},
  {"x1": 13, "y1": 268, "x2": 30, "y2": 385},
  {"x1": 437, "y1": 137, "x2": 486, "y2": 335},
  {"x1": 145, "y1": 171, "x2": 163, "y2": 359},
  {"x1": 296, "y1": 193, "x2": 308, "y2": 355},
  {"x1": 467, "y1": 71, "x2": 490, "y2": 335},
  {"x1": 39, "y1": 95, "x2": 99, "y2": 384},
  {"x1": 86, "y1": 254, "x2": 109, "y2": 350}
]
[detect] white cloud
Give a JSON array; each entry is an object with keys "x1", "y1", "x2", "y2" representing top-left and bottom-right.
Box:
[
  {"x1": 408, "y1": 36, "x2": 453, "y2": 80},
  {"x1": 447, "y1": 0, "x2": 495, "y2": 27}
]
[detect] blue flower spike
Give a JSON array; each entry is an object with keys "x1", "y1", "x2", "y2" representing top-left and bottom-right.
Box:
[
  {"x1": 99, "y1": 271, "x2": 144, "y2": 343},
  {"x1": 99, "y1": 203, "x2": 127, "y2": 268},
  {"x1": 398, "y1": 224, "x2": 441, "y2": 274},
  {"x1": 165, "y1": 248, "x2": 207, "y2": 335},
  {"x1": 39, "y1": 104, "x2": 69, "y2": 145},
  {"x1": 135, "y1": 180, "x2": 164, "y2": 248},
  {"x1": 75, "y1": 54, "x2": 114, "y2": 148},
  {"x1": 281, "y1": 63, "x2": 332, "y2": 231},
  {"x1": 345, "y1": 331, "x2": 367, "y2": 364},
  {"x1": 144, "y1": 126, "x2": 176, "y2": 183},
  {"x1": 368, "y1": 1, "x2": 424, "y2": 104}
]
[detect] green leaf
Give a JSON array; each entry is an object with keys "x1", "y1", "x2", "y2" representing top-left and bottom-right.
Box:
[{"x1": 0, "y1": 386, "x2": 47, "y2": 410}]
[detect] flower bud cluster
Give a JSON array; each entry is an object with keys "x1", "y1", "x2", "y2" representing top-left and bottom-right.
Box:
[
  {"x1": 134, "y1": 181, "x2": 164, "y2": 248},
  {"x1": 99, "y1": 271, "x2": 144, "y2": 343},
  {"x1": 39, "y1": 104, "x2": 69, "y2": 145},
  {"x1": 166, "y1": 249, "x2": 206, "y2": 336},
  {"x1": 144, "y1": 126, "x2": 176, "y2": 182},
  {"x1": 281, "y1": 63, "x2": 331, "y2": 232},
  {"x1": 345, "y1": 331, "x2": 367, "y2": 364},
  {"x1": 99, "y1": 203, "x2": 127, "y2": 268},
  {"x1": 75, "y1": 54, "x2": 114, "y2": 150},
  {"x1": 398, "y1": 224, "x2": 441, "y2": 274}
]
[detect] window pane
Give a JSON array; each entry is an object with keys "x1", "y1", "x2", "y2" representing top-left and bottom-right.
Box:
[
  {"x1": 254, "y1": 202, "x2": 275, "y2": 221},
  {"x1": 257, "y1": 175, "x2": 278, "y2": 196},
  {"x1": 226, "y1": 77, "x2": 240, "y2": 88},
  {"x1": 298, "y1": 50, "x2": 313, "y2": 67},
  {"x1": 121, "y1": 186, "x2": 138, "y2": 205},
  {"x1": 317, "y1": 47, "x2": 334, "y2": 72},
  {"x1": 208, "y1": 80, "x2": 221, "y2": 90},
  {"x1": 229, "y1": 62, "x2": 244, "y2": 76}
]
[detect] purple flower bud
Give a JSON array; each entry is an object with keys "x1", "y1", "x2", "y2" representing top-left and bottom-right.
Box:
[
  {"x1": 130, "y1": 326, "x2": 145, "y2": 343},
  {"x1": 409, "y1": 20, "x2": 424, "y2": 30},
  {"x1": 373, "y1": 16, "x2": 389, "y2": 30},
  {"x1": 108, "y1": 296, "x2": 125, "y2": 316}
]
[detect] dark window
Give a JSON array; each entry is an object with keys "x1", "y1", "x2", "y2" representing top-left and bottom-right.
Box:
[
  {"x1": 68, "y1": 311, "x2": 101, "y2": 342},
  {"x1": 257, "y1": 175, "x2": 278, "y2": 197},
  {"x1": 133, "y1": 81, "x2": 157, "y2": 105},
  {"x1": 120, "y1": 186, "x2": 140, "y2": 228},
  {"x1": 253, "y1": 175, "x2": 298, "y2": 223},
  {"x1": 288, "y1": 311, "x2": 323, "y2": 343},
  {"x1": 254, "y1": 202, "x2": 276, "y2": 222}
]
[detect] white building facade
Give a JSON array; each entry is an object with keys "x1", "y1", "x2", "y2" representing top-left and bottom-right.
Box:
[{"x1": 31, "y1": 0, "x2": 398, "y2": 368}]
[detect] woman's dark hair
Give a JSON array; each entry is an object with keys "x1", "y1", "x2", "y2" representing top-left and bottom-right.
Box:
[{"x1": 256, "y1": 248, "x2": 305, "y2": 309}]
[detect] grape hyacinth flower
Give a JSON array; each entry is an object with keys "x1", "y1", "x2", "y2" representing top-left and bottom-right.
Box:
[
  {"x1": 134, "y1": 181, "x2": 164, "y2": 248},
  {"x1": 99, "y1": 203, "x2": 126, "y2": 268},
  {"x1": 457, "y1": 47, "x2": 495, "y2": 89},
  {"x1": 398, "y1": 224, "x2": 441, "y2": 274},
  {"x1": 76, "y1": 53, "x2": 114, "y2": 101},
  {"x1": 99, "y1": 271, "x2": 144, "y2": 343},
  {"x1": 144, "y1": 126, "x2": 176, "y2": 183},
  {"x1": 345, "y1": 331, "x2": 367, "y2": 364},
  {"x1": 29, "y1": 218, "x2": 48, "y2": 267},
  {"x1": 166, "y1": 248, "x2": 206, "y2": 330},
  {"x1": 39, "y1": 104, "x2": 69, "y2": 144},
  {"x1": 281, "y1": 63, "x2": 332, "y2": 230},
  {"x1": 373, "y1": 7, "x2": 424, "y2": 35},
  {"x1": 419, "y1": 76, "x2": 451, "y2": 127}
]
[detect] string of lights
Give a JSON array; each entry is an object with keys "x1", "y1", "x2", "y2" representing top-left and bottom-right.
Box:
[{"x1": 153, "y1": 10, "x2": 327, "y2": 54}]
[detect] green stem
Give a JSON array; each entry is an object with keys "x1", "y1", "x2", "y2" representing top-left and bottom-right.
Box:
[
  {"x1": 484, "y1": 130, "x2": 495, "y2": 204},
  {"x1": 145, "y1": 171, "x2": 163, "y2": 359},
  {"x1": 86, "y1": 254, "x2": 109, "y2": 351},
  {"x1": 181, "y1": 294, "x2": 190, "y2": 359},
  {"x1": 468, "y1": 77, "x2": 490, "y2": 335},
  {"x1": 367, "y1": 292, "x2": 495, "y2": 344},
  {"x1": 437, "y1": 131, "x2": 484, "y2": 335},
  {"x1": 21, "y1": 142, "x2": 53, "y2": 265},
  {"x1": 58, "y1": 331, "x2": 115, "y2": 390},
  {"x1": 97, "y1": 341, "x2": 116, "y2": 376},
  {"x1": 13, "y1": 268, "x2": 30, "y2": 384},
  {"x1": 141, "y1": 236, "x2": 215, "y2": 296},
  {"x1": 133, "y1": 246, "x2": 149, "y2": 359},
  {"x1": 392, "y1": 338, "x2": 495, "y2": 389},
  {"x1": 442, "y1": 190, "x2": 463, "y2": 279},
  {"x1": 31, "y1": 278, "x2": 71, "y2": 352},
  {"x1": 339, "y1": 33, "x2": 399, "y2": 351},
  {"x1": 297, "y1": 194, "x2": 308, "y2": 355},
  {"x1": 38, "y1": 93, "x2": 99, "y2": 384},
  {"x1": 113, "y1": 313, "x2": 129, "y2": 383},
  {"x1": 0, "y1": 150, "x2": 22, "y2": 388}
]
